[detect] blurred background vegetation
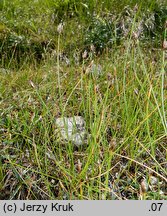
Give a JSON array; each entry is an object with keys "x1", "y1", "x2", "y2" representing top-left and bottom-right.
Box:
[{"x1": 0, "y1": 0, "x2": 166, "y2": 68}]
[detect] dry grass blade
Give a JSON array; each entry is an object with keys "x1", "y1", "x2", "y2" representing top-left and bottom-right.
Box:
[{"x1": 114, "y1": 153, "x2": 167, "y2": 182}]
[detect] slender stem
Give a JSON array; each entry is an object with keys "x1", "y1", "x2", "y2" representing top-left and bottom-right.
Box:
[{"x1": 57, "y1": 34, "x2": 61, "y2": 98}]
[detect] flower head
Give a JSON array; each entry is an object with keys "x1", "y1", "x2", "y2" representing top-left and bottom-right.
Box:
[{"x1": 57, "y1": 23, "x2": 64, "y2": 34}]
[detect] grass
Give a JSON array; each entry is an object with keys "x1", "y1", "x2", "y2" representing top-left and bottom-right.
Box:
[{"x1": 0, "y1": 0, "x2": 167, "y2": 200}]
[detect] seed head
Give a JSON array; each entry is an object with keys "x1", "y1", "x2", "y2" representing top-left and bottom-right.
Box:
[
  {"x1": 57, "y1": 23, "x2": 64, "y2": 34},
  {"x1": 82, "y1": 50, "x2": 88, "y2": 59},
  {"x1": 162, "y1": 40, "x2": 167, "y2": 50},
  {"x1": 165, "y1": 20, "x2": 167, "y2": 29},
  {"x1": 140, "y1": 178, "x2": 148, "y2": 194}
]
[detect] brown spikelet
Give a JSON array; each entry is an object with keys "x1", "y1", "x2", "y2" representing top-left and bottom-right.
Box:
[
  {"x1": 76, "y1": 159, "x2": 82, "y2": 173},
  {"x1": 162, "y1": 40, "x2": 167, "y2": 50}
]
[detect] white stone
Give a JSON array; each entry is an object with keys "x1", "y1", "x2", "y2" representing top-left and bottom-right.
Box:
[{"x1": 55, "y1": 116, "x2": 88, "y2": 146}]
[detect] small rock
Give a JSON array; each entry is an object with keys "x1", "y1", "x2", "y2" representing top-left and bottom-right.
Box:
[{"x1": 55, "y1": 116, "x2": 88, "y2": 146}]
